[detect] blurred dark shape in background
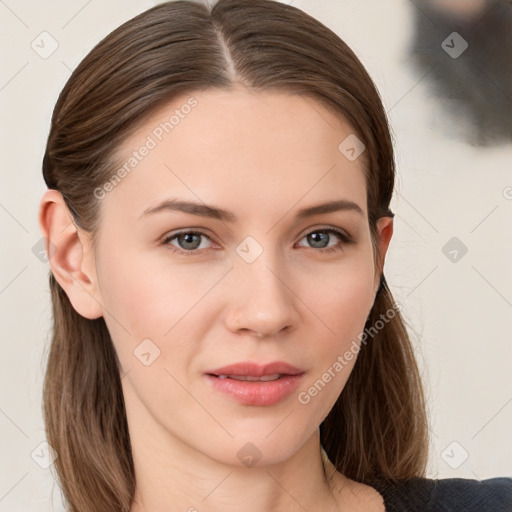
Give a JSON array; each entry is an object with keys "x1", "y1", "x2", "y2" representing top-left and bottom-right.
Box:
[{"x1": 409, "y1": 0, "x2": 512, "y2": 146}]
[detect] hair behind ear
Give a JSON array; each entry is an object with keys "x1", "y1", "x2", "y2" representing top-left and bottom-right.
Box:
[{"x1": 44, "y1": 273, "x2": 134, "y2": 512}]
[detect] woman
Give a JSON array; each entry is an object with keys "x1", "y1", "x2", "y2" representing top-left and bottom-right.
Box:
[{"x1": 37, "y1": 1, "x2": 512, "y2": 511}]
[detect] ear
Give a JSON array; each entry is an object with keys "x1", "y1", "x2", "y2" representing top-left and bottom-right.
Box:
[
  {"x1": 373, "y1": 216, "x2": 394, "y2": 295},
  {"x1": 38, "y1": 189, "x2": 103, "y2": 319}
]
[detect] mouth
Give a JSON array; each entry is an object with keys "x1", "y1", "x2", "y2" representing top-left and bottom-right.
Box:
[
  {"x1": 205, "y1": 361, "x2": 304, "y2": 406},
  {"x1": 216, "y1": 373, "x2": 283, "y2": 382}
]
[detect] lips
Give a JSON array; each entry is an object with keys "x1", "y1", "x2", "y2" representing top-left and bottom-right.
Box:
[{"x1": 205, "y1": 362, "x2": 304, "y2": 406}]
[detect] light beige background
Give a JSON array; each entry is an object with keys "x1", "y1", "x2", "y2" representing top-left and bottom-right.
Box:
[{"x1": 1, "y1": 0, "x2": 511, "y2": 510}]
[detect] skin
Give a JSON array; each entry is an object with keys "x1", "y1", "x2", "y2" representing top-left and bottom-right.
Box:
[{"x1": 39, "y1": 88, "x2": 392, "y2": 512}]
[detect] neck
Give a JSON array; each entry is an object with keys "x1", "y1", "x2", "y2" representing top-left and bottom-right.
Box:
[{"x1": 129, "y1": 428, "x2": 340, "y2": 512}]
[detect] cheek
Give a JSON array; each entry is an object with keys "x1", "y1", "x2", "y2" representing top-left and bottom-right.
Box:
[
  {"x1": 295, "y1": 252, "x2": 376, "y2": 413},
  {"x1": 303, "y1": 255, "x2": 376, "y2": 343},
  {"x1": 94, "y1": 247, "x2": 227, "y2": 374},
  {"x1": 96, "y1": 246, "x2": 207, "y2": 331}
]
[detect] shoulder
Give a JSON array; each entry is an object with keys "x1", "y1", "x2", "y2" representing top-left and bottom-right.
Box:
[
  {"x1": 367, "y1": 476, "x2": 512, "y2": 512},
  {"x1": 330, "y1": 475, "x2": 386, "y2": 511},
  {"x1": 322, "y1": 450, "x2": 386, "y2": 511}
]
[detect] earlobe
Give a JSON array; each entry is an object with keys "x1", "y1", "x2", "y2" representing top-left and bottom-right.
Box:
[
  {"x1": 38, "y1": 189, "x2": 103, "y2": 320},
  {"x1": 373, "y1": 216, "x2": 394, "y2": 295}
]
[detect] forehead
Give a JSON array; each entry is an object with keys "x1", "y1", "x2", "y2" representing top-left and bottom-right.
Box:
[{"x1": 104, "y1": 88, "x2": 368, "y2": 223}]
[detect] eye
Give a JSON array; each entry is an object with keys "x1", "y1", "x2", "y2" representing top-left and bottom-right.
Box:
[
  {"x1": 162, "y1": 230, "x2": 215, "y2": 255},
  {"x1": 162, "y1": 227, "x2": 354, "y2": 256},
  {"x1": 296, "y1": 227, "x2": 353, "y2": 253}
]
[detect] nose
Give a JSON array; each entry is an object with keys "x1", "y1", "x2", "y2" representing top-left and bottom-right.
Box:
[{"x1": 224, "y1": 254, "x2": 300, "y2": 338}]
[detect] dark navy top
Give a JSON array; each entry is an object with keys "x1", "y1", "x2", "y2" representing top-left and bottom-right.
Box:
[{"x1": 368, "y1": 476, "x2": 512, "y2": 511}]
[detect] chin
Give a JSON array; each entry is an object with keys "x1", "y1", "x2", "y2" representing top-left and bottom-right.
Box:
[{"x1": 195, "y1": 423, "x2": 315, "y2": 469}]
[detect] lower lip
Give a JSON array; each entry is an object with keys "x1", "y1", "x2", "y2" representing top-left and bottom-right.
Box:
[{"x1": 206, "y1": 374, "x2": 304, "y2": 406}]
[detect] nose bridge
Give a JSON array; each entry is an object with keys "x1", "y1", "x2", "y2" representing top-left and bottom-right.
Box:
[{"x1": 226, "y1": 238, "x2": 299, "y2": 336}]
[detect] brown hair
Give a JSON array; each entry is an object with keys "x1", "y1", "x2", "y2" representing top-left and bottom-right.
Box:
[{"x1": 42, "y1": 1, "x2": 429, "y2": 510}]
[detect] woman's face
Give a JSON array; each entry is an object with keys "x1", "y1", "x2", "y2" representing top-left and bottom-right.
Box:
[{"x1": 87, "y1": 88, "x2": 392, "y2": 467}]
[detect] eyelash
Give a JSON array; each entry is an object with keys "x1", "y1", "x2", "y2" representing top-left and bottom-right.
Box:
[{"x1": 161, "y1": 227, "x2": 354, "y2": 257}]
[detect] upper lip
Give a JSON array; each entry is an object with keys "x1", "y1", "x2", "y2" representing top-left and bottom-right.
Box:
[{"x1": 206, "y1": 361, "x2": 303, "y2": 377}]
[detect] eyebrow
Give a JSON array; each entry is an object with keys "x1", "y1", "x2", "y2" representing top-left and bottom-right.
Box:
[{"x1": 141, "y1": 198, "x2": 364, "y2": 222}]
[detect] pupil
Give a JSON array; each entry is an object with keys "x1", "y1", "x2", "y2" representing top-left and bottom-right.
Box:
[
  {"x1": 180, "y1": 233, "x2": 199, "y2": 249},
  {"x1": 309, "y1": 232, "x2": 328, "y2": 248}
]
